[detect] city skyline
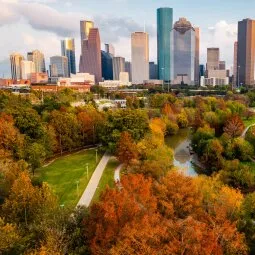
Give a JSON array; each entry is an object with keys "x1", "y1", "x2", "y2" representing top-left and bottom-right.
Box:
[{"x1": 0, "y1": 0, "x2": 253, "y2": 77}]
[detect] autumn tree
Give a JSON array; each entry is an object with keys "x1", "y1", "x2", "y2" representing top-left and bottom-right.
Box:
[
  {"x1": 49, "y1": 110, "x2": 81, "y2": 154},
  {"x1": 85, "y1": 174, "x2": 156, "y2": 255},
  {"x1": 224, "y1": 115, "x2": 245, "y2": 138},
  {"x1": 0, "y1": 218, "x2": 20, "y2": 253},
  {"x1": 116, "y1": 131, "x2": 138, "y2": 167}
]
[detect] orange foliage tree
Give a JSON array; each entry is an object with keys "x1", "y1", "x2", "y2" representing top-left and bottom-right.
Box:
[
  {"x1": 116, "y1": 131, "x2": 138, "y2": 167},
  {"x1": 224, "y1": 115, "x2": 245, "y2": 138}
]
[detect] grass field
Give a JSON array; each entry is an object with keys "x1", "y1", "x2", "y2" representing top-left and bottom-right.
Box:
[
  {"x1": 241, "y1": 161, "x2": 255, "y2": 174},
  {"x1": 243, "y1": 116, "x2": 255, "y2": 128},
  {"x1": 92, "y1": 158, "x2": 119, "y2": 202},
  {"x1": 36, "y1": 149, "x2": 102, "y2": 207}
]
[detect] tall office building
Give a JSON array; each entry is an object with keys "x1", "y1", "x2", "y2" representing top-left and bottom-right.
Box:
[
  {"x1": 80, "y1": 28, "x2": 102, "y2": 83},
  {"x1": 10, "y1": 53, "x2": 24, "y2": 80},
  {"x1": 80, "y1": 20, "x2": 94, "y2": 49},
  {"x1": 219, "y1": 61, "x2": 226, "y2": 70},
  {"x1": 50, "y1": 56, "x2": 69, "y2": 77},
  {"x1": 172, "y1": 18, "x2": 196, "y2": 85},
  {"x1": 194, "y1": 27, "x2": 200, "y2": 85},
  {"x1": 149, "y1": 62, "x2": 158, "y2": 79},
  {"x1": 105, "y1": 44, "x2": 115, "y2": 56},
  {"x1": 61, "y1": 38, "x2": 76, "y2": 76},
  {"x1": 125, "y1": 61, "x2": 132, "y2": 81},
  {"x1": 101, "y1": 50, "x2": 113, "y2": 80},
  {"x1": 113, "y1": 57, "x2": 125, "y2": 80},
  {"x1": 233, "y1": 41, "x2": 238, "y2": 88},
  {"x1": 237, "y1": 18, "x2": 255, "y2": 87},
  {"x1": 200, "y1": 64, "x2": 205, "y2": 77},
  {"x1": 207, "y1": 48, "x2": 220, "y2": 71},
  {"x1": 79, "y1": 20, "x2": 94, "y2": 71},
  {"x1": 157, "y1": 7, "x2": 173, "y2": 81},
  {"x1": 131, "y1": 32, "x2": 149, "y2": 84},
  {"x1": 21, "y1": 60, "x2": 35, "y2": 80},
  {"x1": 27, "y1": 50, "x2": 46, "y2": 73}
]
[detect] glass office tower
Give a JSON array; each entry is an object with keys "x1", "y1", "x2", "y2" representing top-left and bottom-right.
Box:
[
  {"x1": 61, "y1": 38, "x2": 76, "y2": 76},
  {"x1": 157, "y1": 7, "x2": 173, "y2": 81}
]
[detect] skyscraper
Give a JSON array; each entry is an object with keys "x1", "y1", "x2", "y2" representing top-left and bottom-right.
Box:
[
  {"x1": 131, "y1": 32, "x2": 149, "y2": 84},
  {"x1": 207, "y1": 48, "x2": 220, "y2": 71},
  {"x1": 80, "y1": 28, "x2": 102, "y2": 83},
  {"x1": 101, "y1": 50, "x2": 113, "y2": 80},
  {"x1": 149, "y1": 62, "x2": 158, "y2": 79},
  {"x1": 172, "y1": 18, "x2": 196, "y2": 85},
  {"x1": 125, "y1": 61, "x2": 132, "y2": 81},
  {"x1": 10, "y1": 53, "x2": 24, "y2": 80},
  {"x1": 233, "y1": 41, "x2": 238, "y2": 88},
  {"x1": 113, "y1": 57, "x2": 125, "y2": 80},
  {"x1": 61, "y1": 38, "x2": 76, "y2": 76},
  {"x1": 105, "y1": 44, "x2": 115, "y2": 56},
  {"x1": 21, "y1": 60, "x2": 35, "y2": 80},
  {"x1": 80, "y1": 20, "x2": 94, "y2": 48},
  {"x1": 27, "y1": 50, "x2": 46, "y2": 73},
  {"x1": 194, "y1": 27, "x2": 200, "y2": 85},
  {"x1": 79, "y1": 21, "x2": 94, "y2": 72},
  {"x1": 157, "y1": 7, "x2": 173, "y2": 81},
  {"x1": 237, "y1": 18, "x2": 255, "y2": 87},
  {"x1": 219, "y1": 61, "x2": 226, "y2": 70},
  {"x1": 50, "y1": 56, "x2": 69, "y2": 77}
]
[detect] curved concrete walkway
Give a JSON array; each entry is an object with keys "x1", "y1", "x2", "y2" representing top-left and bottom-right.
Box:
[
  {"x1": 114, "y1": 164, "x2": 123, "y2": 182},
  {"x1": 77, "y1": 152, "x2": 111, "y2": 207},
  {"x1": 241, "y1": 124, "x2": 255, "y2": 138}
]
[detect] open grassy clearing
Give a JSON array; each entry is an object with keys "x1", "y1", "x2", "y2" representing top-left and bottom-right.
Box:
[{"x1": 36, "y1": 149, "x2": 103, "y2": 207}]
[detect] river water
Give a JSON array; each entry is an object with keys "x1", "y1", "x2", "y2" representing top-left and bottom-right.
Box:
[{"x1": 165, "y1": 129, "x2": 198, "y2": 177}]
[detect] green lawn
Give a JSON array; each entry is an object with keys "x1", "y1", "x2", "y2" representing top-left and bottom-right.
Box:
[
  {"x1": 92, "y1": 158, "x2": 119, "y2": 202},
  {"x1": 241, "y1": 161, "x2": 255, "y2": 174},
  {"x1": 36, "y1": 149, "x2": 102, "y2": 207},
  {"x1": 243, "y1": 117, "x2": 255, "y2": 128}
]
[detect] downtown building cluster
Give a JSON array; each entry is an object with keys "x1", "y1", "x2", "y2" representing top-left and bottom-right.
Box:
[{"x1": 6, "y1": 8, "x2": 255, "y2": 88}]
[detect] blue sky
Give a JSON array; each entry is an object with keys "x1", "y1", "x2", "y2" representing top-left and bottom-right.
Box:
[{"x1": 0, "y1": 0, "x2": 254, "y2": 77}]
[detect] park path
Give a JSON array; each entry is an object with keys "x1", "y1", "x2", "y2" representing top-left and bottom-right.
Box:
[
  {"x1": 241, "y1": 124, "x2": 255, "y2": 138},
  {"x1": 77, "y1": 152, "x2": 111, "y2": 207},
  {"x1": 114, "y1": 164, "x2": 123, "y2": 182}
]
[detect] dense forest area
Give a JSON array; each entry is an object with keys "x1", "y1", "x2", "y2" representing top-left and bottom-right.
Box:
[{"x1": 0, "y1": 89, "x2": 255, "y2": 254}]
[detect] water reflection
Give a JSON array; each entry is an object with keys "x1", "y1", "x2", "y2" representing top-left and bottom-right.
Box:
[{"x1": 165, "y1": 129, "x2": 198, "y2": 177}]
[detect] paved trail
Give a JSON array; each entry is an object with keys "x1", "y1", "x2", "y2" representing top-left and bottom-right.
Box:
[
  {"x1": 114, "y1": 164, "x2": 123, "y2": 182},
  {"x1": 77, "y1": 152, "x2": 111, "y2": 207},
  {"x1": 241, "y1": 124, "x2": 255, "y2": 138}
]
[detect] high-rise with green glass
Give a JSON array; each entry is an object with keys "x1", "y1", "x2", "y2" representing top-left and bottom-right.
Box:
[{"x1": 157, "y1": 7, "x2": 173, "y2": 81}]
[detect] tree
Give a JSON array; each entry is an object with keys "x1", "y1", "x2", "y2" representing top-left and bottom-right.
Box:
[
  {"x1": 246, "y1": 126, "x2": 255, "y2": 150},
  {"x1": 100, "y1": 109, "x2": 149, "y2": 152},
  {"x1": 177, "y1": 110, "x2": 189, "y2": 128},
  {"x1": 224, "y1": 115, "x2": 245, "y2": 138},
  {"x1": 0, "y1": 218, "x2": 20, "y2": 253},
  {"x1": 2, "y1": 171, "x2": 57, "y2": 226},
  {"x1": 49, "y1": 110, "x2": 81, "y2": 154},
  {"x1": 26, "y1": 143, "x2": 47, "y2": 174},
  {"x1": 85, "y1": 174, "x2": 156, "y2": 255},
  {"x1": 0, "y1": 113, "x2": 24, "y2": 158},
  {"x1": 116, "y1": 132, "x2": 138, "y2": 167}
]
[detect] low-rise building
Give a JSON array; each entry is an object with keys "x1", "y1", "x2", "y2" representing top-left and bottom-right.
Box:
[
  {"x1": 30, "y1": 73, "x2": 48, "y2": 84},
  {"x1": 99, "y1": 80, "x2": 131, "y2": 90},
  {"x1": 143, "y1": 79, "x2": 163, "y2": 86},
  {"x1": 200, "y1": 76, "x2": 229, "y2": 87},
  {"x1": 58, "y1": 73, "x2": 95, "y2": 86}
]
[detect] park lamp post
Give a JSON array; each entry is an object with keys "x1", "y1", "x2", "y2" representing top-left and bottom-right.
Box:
[
  {"x1": 76, "y1": 180, "x2": 80, "y2": 197},
  {"x1": 86, "y1": 163, "x2": 89, "y2": 179}
]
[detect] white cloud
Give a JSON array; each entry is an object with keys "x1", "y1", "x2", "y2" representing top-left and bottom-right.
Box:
[{"x1": 200, "y1": 20, "x2": 237, "y2": 68}]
